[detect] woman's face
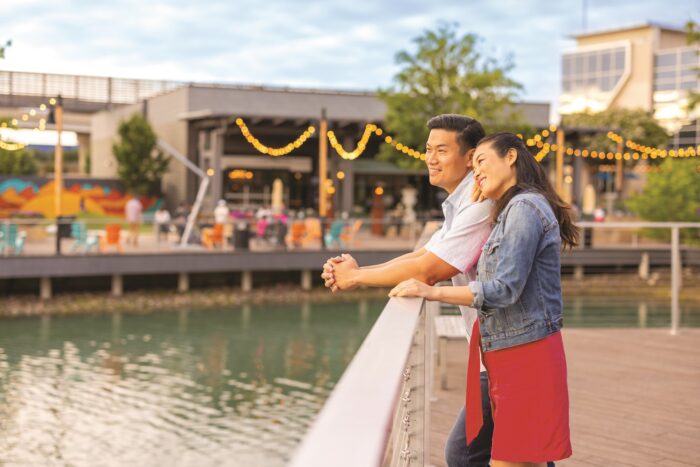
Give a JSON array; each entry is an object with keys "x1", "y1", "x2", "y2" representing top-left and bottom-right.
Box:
[{"x1": 472, "y1": 142, "x2": 518, "y2": 200}]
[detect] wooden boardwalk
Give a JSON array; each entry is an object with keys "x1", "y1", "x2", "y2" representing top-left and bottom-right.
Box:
[{"x1": 429, "y1": 328, "x2": 700, "y2": 466}]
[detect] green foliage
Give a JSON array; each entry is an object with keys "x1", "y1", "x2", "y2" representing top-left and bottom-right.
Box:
[
  {"x1": 112, "y1": 113, "x2": 169, "y2": 196},
  {"x1": 686, "y1": 21, "x2": 700, "y2": 111},
  {"x1": 377, "y1": 23, "x2": 526, "y2": 168},
  {"x1": 0, "y1": 39, "x2": 10, "y2": 59},
  {"x1": 561, "y1": 109, "x2": 669, "y2": 161},
  {"x1": 0, "y1": 147, "x2": 38, "y2": 175},
  {"x1": 627, "y1": 158, "x2": 700, "y2": 242}
]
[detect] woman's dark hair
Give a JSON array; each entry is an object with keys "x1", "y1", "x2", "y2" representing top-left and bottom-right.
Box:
[
  {"x1": 427, "y1": 114, "x2": 485, "y2": 154},
  {"x1": 477, "y1": 132, "x2": 579, "y2": 249}
]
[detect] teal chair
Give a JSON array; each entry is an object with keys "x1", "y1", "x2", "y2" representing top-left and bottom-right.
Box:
[
  {"x1": 324, "y1": 220, "x2": 345, "y2": 249},
  {"x1": 0, "y1": 223, "x2": 26, "y2": 255},
  {"x1": 70, "y1": 222, "x2": 99, "y2": 253}
]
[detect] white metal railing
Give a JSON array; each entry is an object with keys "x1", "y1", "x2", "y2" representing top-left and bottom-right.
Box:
[
  {"x1": 289, "y1": 297, "x2": 438, "y2": 467},
  {"x1": 578, "y1": 221, "x2": 700, "y2": 335},
  {"x1": 0, "y1": 70, "x2": 184, "y2": 104}
]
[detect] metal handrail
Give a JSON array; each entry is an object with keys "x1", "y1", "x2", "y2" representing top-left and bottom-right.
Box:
[
  {"x1": 289, "y1": 297, "x2": 434, "y2": 467},
  {"x1": 576, "y1": 221, "x2": 700, "y2": 336},
  {"x1": 0, "y1": 70, "x2": 184, "y2": 105}
]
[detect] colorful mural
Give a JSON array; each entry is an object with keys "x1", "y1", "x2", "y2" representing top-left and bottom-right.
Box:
[{"x1": 0, "y1": 177, "x2": 160, "y2": 218}]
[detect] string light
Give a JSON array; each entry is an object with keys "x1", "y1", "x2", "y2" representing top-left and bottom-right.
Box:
[
  {"x1": 607, "y1": 131, "x2": 699, "y2": 159},
  {"x1": 0, "y1": 97, "x2": 55, "y2": 151},
  {"x1": 235, "y1": 118, "x2": 315, "y2": 157},
  {"x1": 0, "y1": 140, "x2": 26, "y2": 151},
  {"x1": 327, "y1": 123, "x2": 377, "y2": 160},
  {"x1": 382, "y1": 133, "x2": 426, "y2": 160}
]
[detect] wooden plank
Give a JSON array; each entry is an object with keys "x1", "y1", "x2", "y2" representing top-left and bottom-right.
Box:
[{"x1": 429, "y1": 329, "x2": 700, "y2": 467}]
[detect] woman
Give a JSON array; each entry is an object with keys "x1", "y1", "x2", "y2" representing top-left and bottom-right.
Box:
[{"x1": 390, "y1": 132, "x2": 578, "y2": 467}]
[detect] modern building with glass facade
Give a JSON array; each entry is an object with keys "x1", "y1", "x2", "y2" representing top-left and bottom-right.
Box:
[{"x1": 560, "y1": 22, "x2": 699, "y2": 148}]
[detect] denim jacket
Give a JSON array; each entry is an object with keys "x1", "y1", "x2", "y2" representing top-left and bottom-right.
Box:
[{"x1": 468, "y1": 191, "x2": 563, "y2": 352}]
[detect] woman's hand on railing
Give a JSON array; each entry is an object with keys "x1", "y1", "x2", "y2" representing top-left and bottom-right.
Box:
[{"x1": 389, "y1": 278, "x2": 437, "y2": 300}]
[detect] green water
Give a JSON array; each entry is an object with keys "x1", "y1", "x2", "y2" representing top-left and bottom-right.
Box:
[
  {"x1": 0, "y1": 301, "x2": 384, "y2": 466},
  {"x1": 0, "y1": 296, "x2": 697, "y2": 466}
]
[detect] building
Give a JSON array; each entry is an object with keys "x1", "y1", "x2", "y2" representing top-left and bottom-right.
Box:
[
  {"x1": 91, "y1": 83, "x2": 549, "y2": 214},
  {"x1": 560, "y1": 22, "x2": 699, "y2": 147}
]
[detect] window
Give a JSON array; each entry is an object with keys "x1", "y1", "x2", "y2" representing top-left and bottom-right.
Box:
[
  {"x1": 681, "y1": 50, "x2": 698, "y2": 65},
  {"x1": 656, "y1": 53, "x2": 677, "y2": 68},
  {"x1": 587, "y1": 53, "x2": 597, "y2": 73},
  {"x1": 614, "y1": 49, "x2": 625, "y2": 70},
  {"x1": 563, "y1": 56, "x2": 572, "y2": 76},
  {"x1": 655, "y1": 81, "x2": 677, "y2": 91},
  {"x1": 561, "y1": 46, "x2": 627, "y2": 98},
  {"x1": 655, "y1": 70, "x2": 677, "y2": 81}
]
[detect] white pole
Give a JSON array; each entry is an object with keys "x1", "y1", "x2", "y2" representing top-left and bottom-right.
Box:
[
  {"x1": 180, "y1": 177, "x2": 209, "y2": 247},
  {"x1": 156, "y1": 139, "x2": 211, "y2": 248},
  {"x1": 670, "y1": 226, "x2": 680, "y2": 335}
]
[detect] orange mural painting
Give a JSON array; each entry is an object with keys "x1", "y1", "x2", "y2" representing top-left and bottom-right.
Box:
[{"x1": 0, "y1": 177, "x2": 160, "y2": 218}]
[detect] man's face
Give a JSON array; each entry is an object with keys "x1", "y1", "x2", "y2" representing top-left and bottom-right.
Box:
[{"x1": 425, "y1": 129, "x2": 472, "y2": 193}]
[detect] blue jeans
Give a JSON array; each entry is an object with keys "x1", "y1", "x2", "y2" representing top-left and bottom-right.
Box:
[{"x1": 444, "y1": 371, "x2": 555, "y2": 467}]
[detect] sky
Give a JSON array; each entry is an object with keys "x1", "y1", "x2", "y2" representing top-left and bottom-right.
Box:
[{"x1": 1, "y1": 0, "x2": 699, "y2": 109}]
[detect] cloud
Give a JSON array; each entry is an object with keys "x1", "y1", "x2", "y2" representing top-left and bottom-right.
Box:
[{"x1": 1, "y1": 0, "x2": 697, "y2": 107}]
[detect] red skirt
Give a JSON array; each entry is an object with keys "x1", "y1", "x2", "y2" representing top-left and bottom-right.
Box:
[{"x1": 483, "y1": 332, "x2": 572, "y2": 462}]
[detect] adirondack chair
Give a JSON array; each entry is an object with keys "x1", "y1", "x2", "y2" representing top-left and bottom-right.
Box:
[
  {"x1": 302, "y1": 218, "x2": 322, "y2": 248},
  {"x1": 0, "y1": 223, "x2": 26, "y2": 255},
  {"x1": 286, "y1": 220, "x2": 306, "y2": 248},
  {"x1": 70, "y1": 222, "x2": 99, "y2": 253},
  {"x1": 100, "y1": 224, "x2": 124, "y2": 253},
  {"x1": 203, "y1": 223, "x2": 225, "y2": 249},
  {"x1": 324, "y1": 220, "x2": 346, "y2": 249},
  {"x1": 340, "y1": 219, "x2": 364, "y2": 248}
]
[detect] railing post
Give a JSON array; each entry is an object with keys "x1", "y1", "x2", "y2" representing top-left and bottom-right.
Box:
[
  {"x1": 671, "y1": 226, "x2": 680, "y2": 335},
  {"x1": 178, "y1": 272, "x2": 189, "y2": 293},
  {"x1": 423, "y1": 302, "x2": 436, "y2": 463},
  {"x1": 111, "y1": 274, "x2": 123, "y2": 297},
  {"x1": 301, "y1": 270, "x2": 312, "y2": 291},
  {"x1": 40, "y1": 277, "x2": 52, "y2": 300},
  {"x1": 638, "y1": 252, "x2": 650, "y2": 280}
]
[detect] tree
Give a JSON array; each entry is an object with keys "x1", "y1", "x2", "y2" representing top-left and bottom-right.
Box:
[
  {"x1": 686, "y1": 21, "x2": 700, "y2": 111},
  {"x1": 0, "y1": 148, "x2": 38, "y2": 175},
  {"x1": 112, "y1": 113, "x2": 169, "y2": 196},
  {"x1": 0, "y1": 39, "x2": 10, "y2": 59},
  {"x1": 561, "y1": 108, "x2": 669, "y2": 160},
  {"x1": 377, "y1": 23, "x2": 527, "y2": 168},
  {"x1": 626, "y1": 158, "x2": 700, "y2": 242}
]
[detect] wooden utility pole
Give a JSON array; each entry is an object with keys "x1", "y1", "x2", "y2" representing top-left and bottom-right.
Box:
[
  {"x1": 319, "y1": 108, "x2": 328, "y2": 217},
  {"x1": 615, "y1": 139, "x2": 624, "y2": 194},
  {"x1": 54, "y1": 95, "x2": 63, "y2": 218},
  {"x1": 555, "y1": 128, "x2": 565, "y2": 198}
]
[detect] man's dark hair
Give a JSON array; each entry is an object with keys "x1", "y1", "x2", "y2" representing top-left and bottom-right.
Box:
[{"x1": 426, "y1": 114, "x2": 485, "y2": 154}]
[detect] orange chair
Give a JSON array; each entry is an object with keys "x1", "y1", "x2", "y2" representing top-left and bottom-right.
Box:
[
  {"x1": 100, "y1": 224, "x2": 123, "y2": 253},
  {"x1": 287, "y1": 221, "x2": 306, "y2": 248},
  {"x1": 341, "y1": 219, "x2": 364, "y2": 247},
  {"x1": 203, "y1": 223, "x2": 225, "y2": 249},
  {"x1": 302, "y1": 218, "x2": 322, "y2": 248}
]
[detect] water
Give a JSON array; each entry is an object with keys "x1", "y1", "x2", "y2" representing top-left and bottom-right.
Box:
[
  {"x1": 0, "y1": 301, "x2": 384, "y2": 466},
  {"x1": 562, "y1": 295, "x2": 700, "y2": 328},
  {"x1": 0, "y1": 296, "x2": 698, "y2": 466}
]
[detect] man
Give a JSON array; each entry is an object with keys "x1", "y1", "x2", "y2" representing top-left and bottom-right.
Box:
[
  {"x1": 321, "y1": 114, "x2": 494, "y2": 466},
  {"x1": 154, "y1": 205, "x2": 171, "y2": 244},
  {"x1": 125, "y1": 195, "x2": 143, "y2": 247}
]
